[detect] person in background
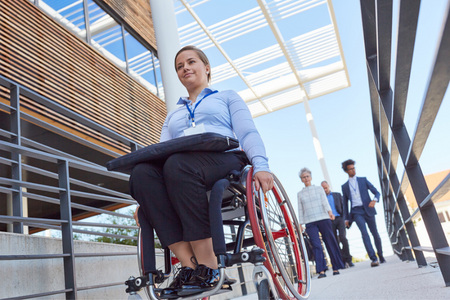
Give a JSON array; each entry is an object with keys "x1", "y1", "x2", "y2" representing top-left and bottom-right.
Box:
[
  {"x1": 131, "y1": 45, "x2": 274, "y2": 298},
  {"x1": 297, "y1": 168, "x2": 345, "y2": 278},
  {"x1": 321, "y1": 181, "x2": 354, "y2": 268},
  {"x1": 341, "y1": 159, "x2": 385, "y2": 267}
]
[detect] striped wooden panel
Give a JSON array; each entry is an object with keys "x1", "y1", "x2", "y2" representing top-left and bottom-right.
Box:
[
  {"x1": 95, "y1": 0, "x2": 157, "y2": 51},
  {"x1": 0, "y1": 0, "x2": 166, "y2": 154}
]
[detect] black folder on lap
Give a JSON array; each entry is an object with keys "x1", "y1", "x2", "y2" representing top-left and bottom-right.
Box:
[{"x1": 106, "y1": 133, "x2": 240, "y2": 174}]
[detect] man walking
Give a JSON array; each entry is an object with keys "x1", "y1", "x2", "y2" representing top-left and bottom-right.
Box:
[
  {"x1": 321, "y1": 181, "x2": 354, "y2": 268},
  {"x1": 341, "y1": 159, "x2": 385, "y2": 267}
]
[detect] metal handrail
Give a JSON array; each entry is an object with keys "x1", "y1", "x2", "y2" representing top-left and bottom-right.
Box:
[
  {"x1": 359, "y1": 0, "x2": 450, "y2": 286},
  {"x1": 1, "y1": 75, "x2": 143, "y2": 298}
]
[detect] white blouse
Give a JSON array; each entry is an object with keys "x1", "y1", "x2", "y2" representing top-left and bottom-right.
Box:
[{"x1": 297, "y1": 185, "x2": 331, "y2": 225}]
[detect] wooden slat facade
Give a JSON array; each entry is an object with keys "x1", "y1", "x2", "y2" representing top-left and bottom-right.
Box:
[
  {"x1": 94, "y1": 0, "x2": 157, "y2": 51},
  {"x1": 0, "y1": 0, "x2": 166, "y2": 154}
]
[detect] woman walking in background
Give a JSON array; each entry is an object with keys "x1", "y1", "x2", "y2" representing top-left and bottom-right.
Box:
[{"x1": 297, "y1": 167, "x2": 344, "y2": 278}]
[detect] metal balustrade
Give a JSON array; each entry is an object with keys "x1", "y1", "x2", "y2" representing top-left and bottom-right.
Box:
[
  {"x1": 0, "y1": 74, "x2": 141, "y2": 299},
  {"x1": 359, "y1": 0, "x2": 450, "y2": 286}
]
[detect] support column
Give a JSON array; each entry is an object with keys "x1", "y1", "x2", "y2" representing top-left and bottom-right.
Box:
[
  {"x1": 303, "y1": 99, "x2": 333, "y2": 190},
  {"x1": 149, "y1": 0, "x2": 186, "y2": 112}
]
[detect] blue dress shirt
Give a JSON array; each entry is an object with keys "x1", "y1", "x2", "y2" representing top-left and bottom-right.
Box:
[
  {"x1": 160, "y1": 88, "x2": 270, "y2": 174},
  {"x1": 326, "y1": 193, "x2": 340, "y2": 217}
]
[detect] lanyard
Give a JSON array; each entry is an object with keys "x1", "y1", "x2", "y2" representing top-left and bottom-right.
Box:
[{"x1": 185, "y1": 90, "x2": 218, "y2": 127}]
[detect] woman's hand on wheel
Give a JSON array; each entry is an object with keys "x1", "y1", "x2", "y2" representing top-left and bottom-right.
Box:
[
  {"x1": 134, "y1": 206, "x2": 140, "y2": 227},
  {"x1": 254, "y1": 171, "x2": 274, "y2": 194}
]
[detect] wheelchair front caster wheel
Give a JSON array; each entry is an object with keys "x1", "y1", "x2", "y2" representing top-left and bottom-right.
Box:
[
  {"x1": 257, "y1": 279, "x2": 270, "y2": 300},
  {"x1": 257, "y1": 279, "x2": 274, "y2": 300}
]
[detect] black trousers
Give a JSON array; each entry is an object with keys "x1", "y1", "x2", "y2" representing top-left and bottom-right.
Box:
[
  {"x1": 129, "y1": 151, "x2": 248, "y2": 248},
  {"x1": 331, "y1": 216, "x2": 352, "y2": 263}
]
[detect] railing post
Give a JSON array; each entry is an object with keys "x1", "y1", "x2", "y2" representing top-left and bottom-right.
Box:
[
  {"x1": 395, "y1": 193, "x2": 423, "y2": 264},
  {"x1": 58, "y1": 159, "x2": 77, "y2": 299},
  {"x1": 382, "y1": 182, "x2": 408, "y2": 261},
  {"x1": 10, "y1": 84, "x2": 23, "y2": 234},
  {"x1": 130, "y1": 142, "x2": 138, "y2": 152}
]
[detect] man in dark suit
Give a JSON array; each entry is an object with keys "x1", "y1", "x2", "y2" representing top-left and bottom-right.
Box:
[
  {"x1": 321, "y1": 181, "x2": 354, "y2": 268},
  {"x1": 341, "y1": 159, "x2": 385, "y2": 267}
]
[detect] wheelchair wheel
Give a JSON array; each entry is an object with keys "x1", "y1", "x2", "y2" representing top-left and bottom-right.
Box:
[{"x1": 247, "y1": 169, "x2": 311, "y2": 299}]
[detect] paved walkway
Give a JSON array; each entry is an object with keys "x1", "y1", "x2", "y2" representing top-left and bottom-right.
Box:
[{"x1": 233, "y1": 255, "x2": 449, "y2": 299}]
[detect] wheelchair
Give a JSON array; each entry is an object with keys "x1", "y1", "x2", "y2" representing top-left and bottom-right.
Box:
[{"x1": 125, "y1": 165, "x2": 311, "y2": 299}]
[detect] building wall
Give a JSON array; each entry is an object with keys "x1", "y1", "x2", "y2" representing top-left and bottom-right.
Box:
[
  {"x1": 0, "y1": 0, "x2": 166, "y2": 154},
  {"x1": 0, "y1": 231, "x2": 144, "y2": 299},
  {"x1": 404, "y1": 170, "x2": 450, "y2": 210},
  {"x1": 95, "y1": 0, "x2": 157, "y2": 51},
  {"x1": 404, "y1": 170, "x2": 450, "y2": 250}
]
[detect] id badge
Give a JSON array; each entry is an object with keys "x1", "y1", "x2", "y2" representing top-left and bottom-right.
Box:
[{"x1": 184, "y1": 123, "x2": 206, "y2": 136}]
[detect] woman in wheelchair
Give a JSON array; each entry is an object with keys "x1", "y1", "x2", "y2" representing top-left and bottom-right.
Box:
[{"x1": 130, "y1": 45, "x2": 274, "y2": 298}]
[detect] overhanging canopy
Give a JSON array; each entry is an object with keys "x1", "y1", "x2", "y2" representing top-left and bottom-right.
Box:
[{"x1": 174, "y1": 0, "x2": 350, "y2": 117}]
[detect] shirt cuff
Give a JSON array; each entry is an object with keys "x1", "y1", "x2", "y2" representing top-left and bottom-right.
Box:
[{"x1": 251, "y1": 156, "x2": 270, "y2": 174}]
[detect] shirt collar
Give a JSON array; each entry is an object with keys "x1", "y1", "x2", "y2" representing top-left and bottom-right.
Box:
[{"x1": 176, "y1": 87, "x2": 217, "y2": 105}]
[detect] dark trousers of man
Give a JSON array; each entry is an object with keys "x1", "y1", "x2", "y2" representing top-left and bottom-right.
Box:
[
  {"x1": 305, "y1": 219, "x2": 345, "y2": 273},
  {"x1": 331, "y1": 216, "x2": 352, "y2": 264},
  {"x1": 129, "y1": 151, "x2": 248, "y2": 273},
  {"x1": 352, "y1": 206, "x2": 383, "y2": 261}
]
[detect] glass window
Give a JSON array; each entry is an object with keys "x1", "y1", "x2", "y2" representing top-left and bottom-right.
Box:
[
  {"x1": 125, "y1": 31, "x2": 158, "y2": 95},
  {"x1": 153, "y1": 56, "x2": 164, "y2": 101},
  {"x1": 39, "y1": 0, "x2": 88, "y2": 41},
  {"x1": 87, "y1": 1, "x2": 125, "y2": 69}
]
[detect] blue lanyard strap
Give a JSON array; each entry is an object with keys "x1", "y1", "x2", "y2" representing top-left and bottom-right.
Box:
[{"x1": 185, "y1": 90, "x2": 218, "y2": 127}]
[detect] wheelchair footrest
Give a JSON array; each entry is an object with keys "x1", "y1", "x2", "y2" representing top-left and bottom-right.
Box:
[
  {"x1": 125, "y1": 275, "x2": 149, "y2": 294},
  {"x1": 221, "y1": 247, "x2": 266, "y2": 267},
  {"x1": 125, "y1": 270, "x2": 165, "y2": 294}
]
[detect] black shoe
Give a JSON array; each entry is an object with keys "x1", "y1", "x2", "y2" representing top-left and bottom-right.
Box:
[
  {"x1": 178, "y1": 265, "x2": 221, "y2": 296},
  {"x1": 371, "y1": 260, "x2": 379, "y2": 267},
  {"x1": 333, "y1": 271, "x2": 340, "y2": 276},
  {"x1": 348, "y1": 261, "x2": 355, "y2": 267},
  {"x1": 160, "y1": 266, "x2": 194, "y2": 299},
  {"x1": 318, "y1": 273, "x2": 326, "y2": 279},
  {"x1": 379, "y1": 255, "x2": 386, "y2": 263}
]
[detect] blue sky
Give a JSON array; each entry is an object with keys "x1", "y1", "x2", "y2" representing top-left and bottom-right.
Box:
[{"x1": 249, "y1": 0, "x2": 450, "y2": 258}]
